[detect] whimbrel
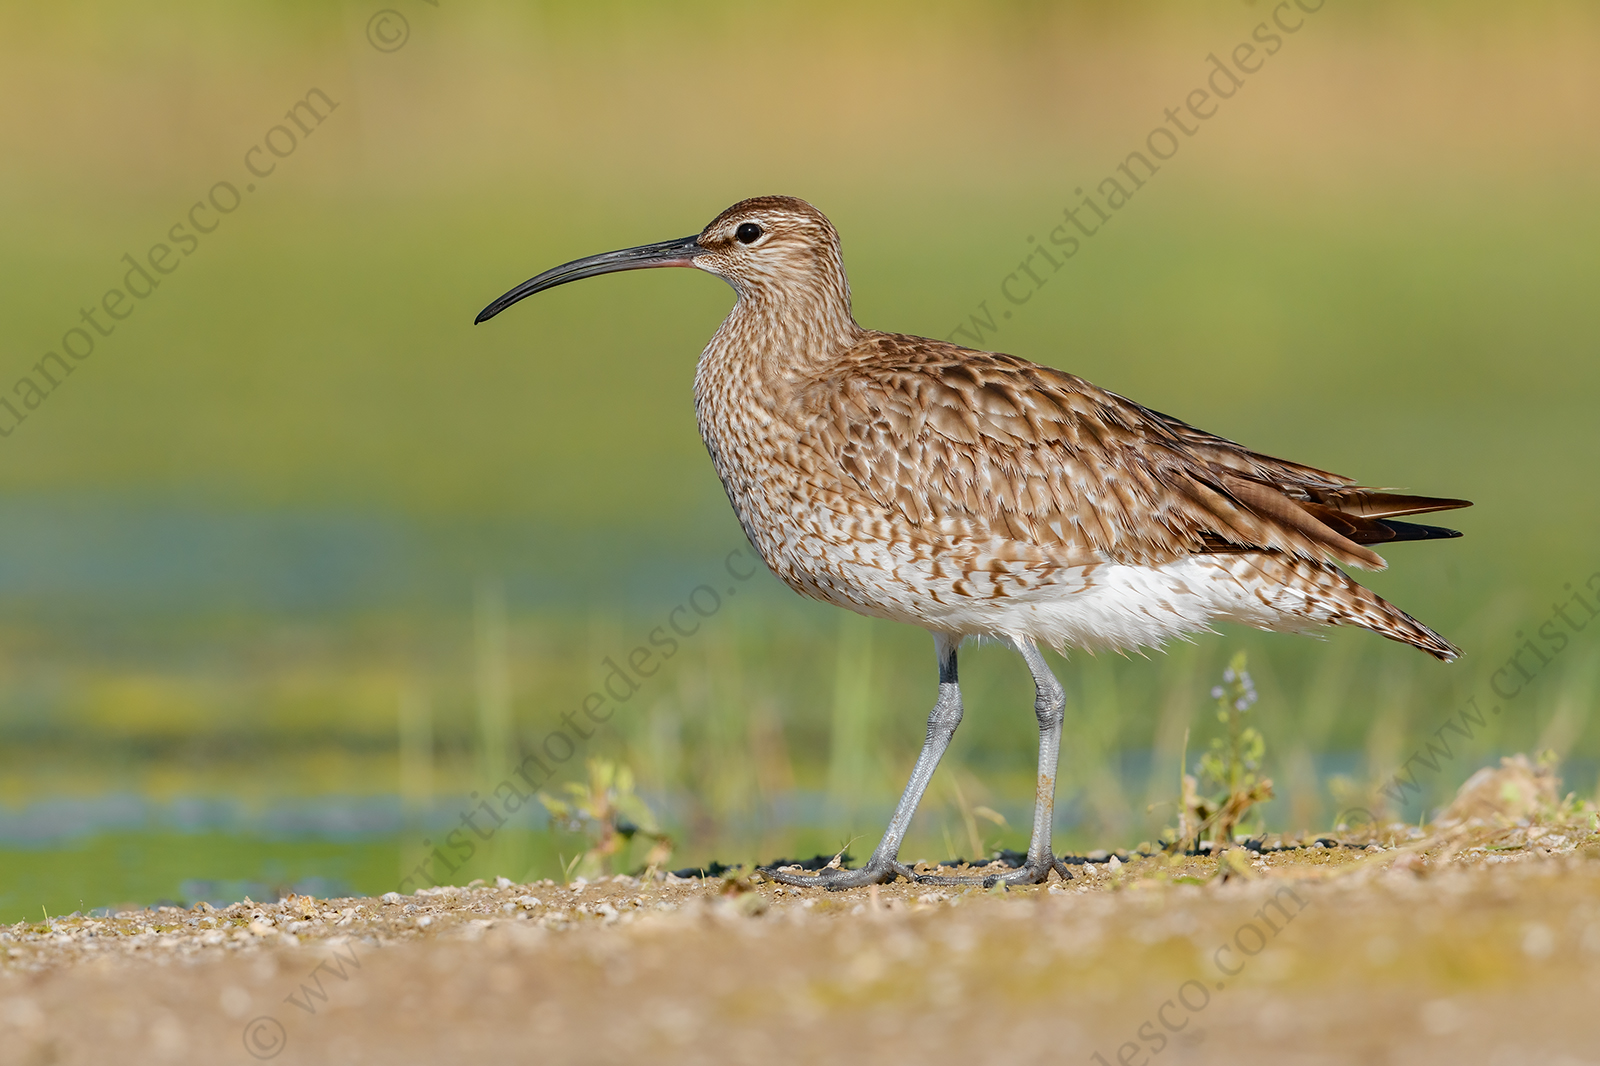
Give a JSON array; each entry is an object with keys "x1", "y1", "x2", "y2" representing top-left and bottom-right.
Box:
[{"x1": 476, "y1": 196, "x2": 1469, "y2": 888}]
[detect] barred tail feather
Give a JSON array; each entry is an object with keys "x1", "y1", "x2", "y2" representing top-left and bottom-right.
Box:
[
  {"x1": 1359, "y1": 597, "x2": 1460, "y2": 662},
  {"x1": 1214, "y1": 554, "x2": 1460, "y2": 662}
]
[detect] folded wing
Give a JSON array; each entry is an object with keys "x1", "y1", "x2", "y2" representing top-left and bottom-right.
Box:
[{"x1": 799, "y1": 333, "x2": 1471, "y2": 571}]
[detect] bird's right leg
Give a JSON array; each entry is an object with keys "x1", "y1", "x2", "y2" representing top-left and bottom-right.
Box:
[{"x1": 762, "y1": 633, "x2": 963, "y2": 890}]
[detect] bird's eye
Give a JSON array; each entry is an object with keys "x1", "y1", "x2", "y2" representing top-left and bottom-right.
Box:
[{"x1": 735, "y1": 222, "x2": 763, "y2": 244}]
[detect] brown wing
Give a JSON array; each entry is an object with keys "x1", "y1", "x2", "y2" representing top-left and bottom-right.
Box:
[
  {"x1": 790, "y1": 332, "x2": 1469, "y2": 571},
  {"x1": 1141, "y1": 408, "x2": 1470, "y2": 543}
]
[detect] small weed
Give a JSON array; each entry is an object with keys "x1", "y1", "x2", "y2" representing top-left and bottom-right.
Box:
[
  {"x1": 1170, "y1": 651, "x2": 1275, "y2": 852},
  {"x1": 948, "y1": 776, "x2": 1008, "y2": 862},
  {"x1": 539, "y1": 758, "x2": 673, "y2": 880}
]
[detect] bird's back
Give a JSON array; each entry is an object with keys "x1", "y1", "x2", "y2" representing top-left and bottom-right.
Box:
[{"x1": 694, "y1": 327, "x2": 1467, "y2": 658}]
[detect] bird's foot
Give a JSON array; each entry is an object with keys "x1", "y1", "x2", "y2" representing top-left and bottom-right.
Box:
[
  {"x1": 915, "y1": 854, "x2": 1074, "y2": 888},
  {"x1": 760, "y1": 857, "x2": 916, "y2": 891}
]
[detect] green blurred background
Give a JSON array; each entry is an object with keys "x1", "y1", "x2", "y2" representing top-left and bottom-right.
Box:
[{"x1": 1, "y1": 0, "x2": 1597, "y2": 921}]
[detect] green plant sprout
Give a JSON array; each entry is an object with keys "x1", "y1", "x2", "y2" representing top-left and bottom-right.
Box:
[
  {"x1": 947, "y1": 776, "x2": 1009, "y2": 863},
  {"x1": 1175, "y1": 651, "x2": 1275, "y2": 851},
  {"x1": 538, "y1": 758, "x2": 673, "y2": 880}
]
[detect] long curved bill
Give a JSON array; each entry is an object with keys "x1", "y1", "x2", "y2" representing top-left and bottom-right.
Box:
[{"x1": 474, "y1": 233, "x2": 705, "y2": 324}]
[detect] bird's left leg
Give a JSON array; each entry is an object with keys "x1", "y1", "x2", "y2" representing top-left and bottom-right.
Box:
[{"x1": 919, "y1": 638, "x2": 1074, "y2": 887}]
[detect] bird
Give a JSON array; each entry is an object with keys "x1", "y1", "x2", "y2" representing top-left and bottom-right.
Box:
[{"x1": 475, "y1": 195, "x2": 1469, "y2": 889}]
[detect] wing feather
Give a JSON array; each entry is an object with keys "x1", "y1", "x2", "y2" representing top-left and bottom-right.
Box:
[{"x1": 789, "y1": 332, "x2": 1470, "y2": 572}]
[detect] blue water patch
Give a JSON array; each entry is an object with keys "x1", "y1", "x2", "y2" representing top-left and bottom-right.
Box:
[
  {"x1": 0, "y1": 794, "x2": 405, "y2": 847},
  {"x1": 0, "y1": 490, "x2": 758, "y2": 618}
]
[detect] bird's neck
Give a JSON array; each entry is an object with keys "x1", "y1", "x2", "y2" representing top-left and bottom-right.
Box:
[{"x1": 706, "y1": 277, "x2": 864, "y2": 385}]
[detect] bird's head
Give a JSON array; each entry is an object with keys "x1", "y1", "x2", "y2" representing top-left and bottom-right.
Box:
[{"x1": 475, "y1": 195, "x2": 851, "y2": 324}]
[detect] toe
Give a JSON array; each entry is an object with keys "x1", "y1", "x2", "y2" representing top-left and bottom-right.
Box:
[
  {"x1": 760, "y1": 860, "x2": 910, "y2": 890},
  {"x1": 917, "y1": 854, "x2": 1071, "y2": 887}
]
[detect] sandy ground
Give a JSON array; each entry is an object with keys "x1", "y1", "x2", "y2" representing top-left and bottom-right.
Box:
[{"x1": 5, "y1": 808, "x2": 1600, "y2": 1065}]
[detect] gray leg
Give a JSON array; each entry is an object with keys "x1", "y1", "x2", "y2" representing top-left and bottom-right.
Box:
[
  {"x1": 764, "y1": 633, "x2": 963, "y2": 889},
  {"x1": 919, "y1": 637, "x2": 1074, "y2": 887}
]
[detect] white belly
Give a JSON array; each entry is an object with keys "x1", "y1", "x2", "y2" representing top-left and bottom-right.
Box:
[{"x1": 800, "y1": 551, "x2": 1335, "y2": 655}]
